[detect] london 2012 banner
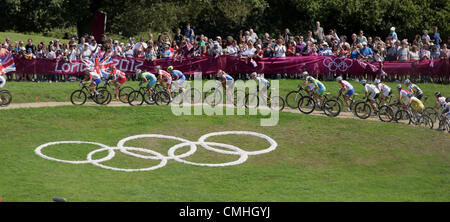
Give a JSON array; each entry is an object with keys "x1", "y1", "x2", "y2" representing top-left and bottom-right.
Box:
[{"x1": 12, "y1": 55, "x2": 450, "y2": 77}]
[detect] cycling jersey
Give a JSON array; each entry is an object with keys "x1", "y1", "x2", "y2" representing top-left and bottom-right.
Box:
[
  {"x1": 409, "y1": 96, "x2": 424, "y2": 112},
  {"x1": 399, "y1": 89, "x2": 409, "y2": 104},
  {"x1": 222, "y1": 74, "x2": 234, "y2": 81},
  {"x1": 364, "y1": 84, "x2": 380, "y2": 95},
  {"x1": 377, "y1": 83, "x2": 391, "y2": 97},
  {"x1": 142, "y1": 72, "x2": 157, "y2": 87},
  {"x1": 437, "y1": 96, "x2": 446, "y2": 106},
  {"x1": 340, "y1": 80, "x2": 353, "y2": 91},
  {"x1": 159, "y1": 70, "x2": 172, "y2": 84},
  {"x1": 256, "y1": 77, "x2": 270, "y2": 86},
  {"x1": 171, "y1": 70, "x2": 186, "y2": 80},
  {"x1": 313, "y1": 79, "x2": 326, "y2": 95},
  {"x1": 408, "y1": 84, "x2": 422, "y2": 94},
  {"x1": 89, "y1": 71, "x2": 101, "y2": 85}
]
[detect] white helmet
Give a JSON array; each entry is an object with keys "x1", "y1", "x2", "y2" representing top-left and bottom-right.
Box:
[
  {"x1": 136, "y1": 69, "x2": 142, "y2": 74},
  {"x1": 396, "y1": 84, "x2": 402, "y2": 89},
  {"x1": 360, "y1": 79, "x2": 367, "y2": 84},
  {"x1": 250, "y1": 72, "x2": 257, "y2": 78},
  {"x1": 404, "y1": 79, "x2": 410, "y2": 85},
  {"x1": 374, "y1": 79, "x2": 381, "y2": 84},
  {"x1": 306, "y1": 76, "x2": 314, "y2": 82},
  {"x1": 407, "y1": 92, "x2": 413, "y2": 97},
  {"x1": 336, "y1": 76, "x2": 343, "y2": 82},
  {"x1": 302, "y1": 71, "x2": 309, "y2": 75},
  {"x1": 437, "y1": 97, "x2": 446, "y2": 106}
]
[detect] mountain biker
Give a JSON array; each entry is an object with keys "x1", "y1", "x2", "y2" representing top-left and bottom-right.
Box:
[
  {"x1": 109, "y1": 66, "x2": 127, "y2": 101},
  {"x1": 137, "y1": 69, "x2": 157, "y2": 99},
  {"x1": 154, "y1": 65, "x2": 172, "y2": 100},
  {"x1": 336, "y1": 76, "x2": 354, "y2": 112},
  {"x1": 404, "y1": 79, "x2": 424, "y2": 100},
  {"x1": 307, "y1": 76, "x2": 326, "y2": 106},
  {"x1": 434, "y1": 92, "x2": 450, "y2": 131},
  {"x1": 83, "y1": 67, "x2": 101, "y2": 96},
  {"x1": 167, "y1": 66, "x2": 186, "y2": 93},
  {"x1": 216, "y1": 69, "x2": 234, "y2": 102},
  {"x1": 361, "y1": 80, "x2": 379, "y2": 114},
  {"x1": 374, "y1": 79, "x2": 392, "y2": 106},
  {"x1": 250, "y1": 72, "x2": 270, "y2": 100}
]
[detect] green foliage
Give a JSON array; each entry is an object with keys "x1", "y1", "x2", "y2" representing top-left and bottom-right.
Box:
[{"x1": 0, "y1": 0, "x2": 448, "y2": 41}]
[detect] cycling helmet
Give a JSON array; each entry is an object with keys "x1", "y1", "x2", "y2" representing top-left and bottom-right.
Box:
[
  {"x1": 360, "y1": 79, "x2": 367, "y2": 84},
  {"x1": 396, "y1": 84, "x2": 402, "y2": 89},
  {"x1": 306, "y1": 76, "x2": 314, "y2": 82},
  {"x1": 404, "y1": 79, "x2": 410, "y2": 85},
  {"x1": 136, "y1": 69, "x2": 142, "y2": 74},
  {"x1": 302, "y1": 71, "x2": 309, "y2": 75},
  {"x1": 374, "y1": 79, "x2": 381, "y2": 84},
  {"x1": 407, "y1": 92, "x2": 413, "y2": 97},
  {"x1": 167, "y1": 66, "x2": 174, "y2": 71},
  {"x1": 434, "y1": 91, "x2": 441, "y2": 97},
  {"x1": 336, "y1": 76, "x2": 343, "y2": 82},
  {"x1": 154, "y1": 65, "x2": 161, "y2": 70},
  {"x1": 250, "y1": 72, "x2": 257, "y2": 78}
]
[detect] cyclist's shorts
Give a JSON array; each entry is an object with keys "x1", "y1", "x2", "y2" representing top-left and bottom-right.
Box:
[
  {"x1": 177, "y1": 78, "x2": 186, "y2": 87},
  {"x1": 416, "y1": 93, "x2": 424, "y2": 100},
  {"x1": 148, "y1": 79, "x2": 157, "y2": 87},
  {"x1": 445, "y1": 111, "x2": 450, "y2": 119},
  {"x1": 370, "y1": 93, "x2": 379, "y2": 101},
  {"x1": 93, "y1": 78, "x2": 102, "y2": 86},
  {"x1": 411, "y1": 102, "x2": 424, "y2": 112},
  {"x1": 118, "y1": 77, "x2": 126, "y2": 86},
  {"x1": 346, "y1": 88, "x2": 354, "y2": 97},
  {"x1": 317, "y1": 85, "x2": 326, "y2": 95}
]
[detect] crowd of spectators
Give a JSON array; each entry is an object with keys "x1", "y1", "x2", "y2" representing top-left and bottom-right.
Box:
[{"x1": 1, "y1": 22, "x2": 449, "y2": 82}]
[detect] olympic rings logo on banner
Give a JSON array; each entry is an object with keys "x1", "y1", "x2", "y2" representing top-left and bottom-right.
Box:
[
  {"x1": 34, "y1": 131, "x2": 278, "y2": 172},
  {"x1": 322, "y1": 56, "x2": 353, "y2": 73}
]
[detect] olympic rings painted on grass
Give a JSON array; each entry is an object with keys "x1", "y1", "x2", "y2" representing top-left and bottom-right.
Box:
[{"x1": 34, "y1": 131, "x2": 277, "y2": 172}]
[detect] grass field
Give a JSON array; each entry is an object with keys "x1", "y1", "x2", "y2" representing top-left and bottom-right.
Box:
[
  {"x1": 0, "y1": 31, "x2": 70, "y2": 45},
  {"x1": 3, "y1": 79, "x2": 450, "y2": 107}
]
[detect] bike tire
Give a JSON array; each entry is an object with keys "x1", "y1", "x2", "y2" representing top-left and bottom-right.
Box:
[
  {"x1": 155, "y1": 91, "x2": 171, "y2": 105},
  {"x1": 185, "y1": 88, "x2": 202, "y2": 104},
  {"x1": 94, "y1": 89, "x2": 110, "y2": 105},
  {"x1": 233, "y1": 89, "x2": 246, "y2": 108},
  {"x1": 0, "y1": 89, "x2": 13, "y2": 107},
  {"x1": 420, "y1": 114, "x2": 434, "y2": 129},
  {"x1": 394, "y1": 110, "x2": 411, "y2": 124},
  {"x1": 323, "y1": 99, "x2": 341, "y2": 117},
  {"x1": 378, "y1": 105, "x2": 394, "y2": 122},
  {"x1": 297, "y1": 96, "x2": 315, "y2": 114},
  {"x1": 204, "y1": 88, "x2": 222, "y2": 106},
  {"x1": 268, "y1": 96, "x2": 285, "y2": 111},
  {"x1": 245, "y1": 93, "x2": 259, "y2": 109},
  {"x1": 285, "y1": 91, "x2": 303, "y2": 109},
  {"x1": 70, "y1": 90, "x2": 87, "y2": 105},
  {"x1": 119, "y1": 86, "x2": 134, "y2": 103},
  {"x1": 353, "y1": 101, "x2": 371, "y2": 119},
  {"x1": 127, "y1": 91, "x2": 144, "y2": 106}
]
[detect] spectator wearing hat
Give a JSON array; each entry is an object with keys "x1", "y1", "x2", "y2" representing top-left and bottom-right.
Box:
[
  {"x1": 360, "y1": 42, "x2": 373, "y2": 59},
  {"x1": 389, "y1": 27, "x2": 398, "y2": 43},
  {"x1": 319, "y1": 42, "x2": 333, "y2": 56}
]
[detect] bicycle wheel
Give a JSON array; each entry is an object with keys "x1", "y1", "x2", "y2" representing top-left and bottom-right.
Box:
[
  {"x1": 297, "y1": 96, "x2": 315, "y2": 114},
  {"x1": 353, "y1": 102, "x2": 371, "y2": 119},
  {"x1": 268, "y1": 96, "x2": 285, "y2": 111},
  {"x1": 378, "y1": 105, "x2": 394, "y2": 122},
  {"x1": 171, "y1": 91, "x2": 183, "y2": 105},
  {"x1": 445, "y1": 120, "x2": 450, "y2": 132},
  {"x1": 233, "y1": 89, "x2": 246, "y2": 108},
  {"x1": 394, "y1": 110, "x2": 411, "y2": 124},
  {"x1": 70, "y1": 90, "x2": 87, "y2": 105},
  {"x1": 184, "y1": 88, "x2": 202, "y2": 104},
  {"x1": 0, "y1": 90, "x2": 12, "y2": 107},
  {"x1": 285, "y1": 91, "x2": 303, "y2": 109},
  {"x1": 94, "y1": 89, "x2": 110, "y2": 105},
  {"x1": 245, "y1": 93, "x2": 259, "y2": 109},
  {"x1": 423, "y1": 107, "x2": 438, "y2": 123},
  {"x1": 155, "y1": 91, "x2": 171, "y2": 105},
  {"x1": 323, "y1": 99, "x2": 341, "y2": 117},
  {"x1": 128, "y1": 91, "x2": 145, "y2": 106},
  {"x1": 119, "y1": 86, "x2": 134, "y2": 103},
  {"x1": 204, "y1": 88, "x2": 222, "y2": 106},
  {"x1": 420, "y1": 114, "x2": 434, "y2": 129}
]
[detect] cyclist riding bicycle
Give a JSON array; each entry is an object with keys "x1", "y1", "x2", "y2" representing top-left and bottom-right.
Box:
[
  {"x1": 434, "y1": 92, "x2": 450, "y2": 131},
  {"x1": 0, "y1": 74, "x2": 6, "y2": 104},
  {"x1": 361, "y1": 80, "x2": 380, "y2": 114},
  {"x1": 406, "y1": 92, "x2": 425, "y2": 114},
  {"x1": 306, "y1": 76, "x2": 326, "y2": 106},
  {"x1": 250, "y1": 72, "x2": 270, "y2": 99},
  {"x1": 167, "y1": 66, "x2": 186, "y2": 93},
  {"x1": 397, "y1": 84, "x2": 410, "y2": 106},
  {"x1": 374, "y1": 79, "x2": 392, "y2": 106},
  {"x1": 404, "y1": 79, "x2": 424, "y2": 100},
  {"x1": 82, "y1": 67, "x2": 101, "y2": 96},
  {"x1": 137, "y1": 69, "x2": 157, "y2": 98},
  {"x1": 154, "y1": 65, "x2": 172, "y2": 100},
  {"x1": 109, "y1": 66, "x2": 127, "y2": 101},
  {"x1": 336, "y1": 76, "x2": 354, "y2": 112},
  {"x1": 216, "y1": 69, "x2": 234, "y2": 101}
]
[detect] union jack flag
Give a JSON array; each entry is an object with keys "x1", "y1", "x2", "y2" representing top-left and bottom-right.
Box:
[
  {"x1": 0, "y1": 53, "x2": 16, "y2": 75},
  {"x1": 81, "y1": 56, "x2": 113, "y2": 77},
  {"x1": 357, "y1": 60, "x2": 378, "y2": 73}
]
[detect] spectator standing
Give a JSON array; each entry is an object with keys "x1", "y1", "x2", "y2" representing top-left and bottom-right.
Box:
[
  {"x1": 314, "y1": 21, "x2": 324, "y2": 43},
  {"x1": 305, "y1": 31, "x2": 316, "y2": 44},
  {"x1": 430, "y1": 26, "x2": 442, "y2": 50},
  {"x1": 422, "y1": 30, "x2": 431, "y2": 45},
  {"x1": 174, "y1": 28, "x2": 183, "y2": 46},
  {"x1": 359, "y1": 42, "x2": 373, "y2": 60},
  {"x1": 397, "y1": 40, "x2": 410, "y2": 61},
  {"x1": 274, "y1": 39, "x2": 286, "y2": 57},
  {"x1": 430, "y1": 45, "x2": 440, "y2": 59},
  {"x1": 358, "y1": 30, "x2": 367, "y2": 45},
  {"x1": 439, "y1": 43, "x2": 449, "y2": 59},
  {"x1": 420, "y1": 44, "x2": 431, "y2": 60},
  {"x1": 25, "y1": 38, "x2": 36, "y2": 54},
  {"x1": 283, "y1": 28, "x2": 291, "y2": 45},
  {"x1": 409, "y1": 45, "x2": 420, "y2": 61},
  {"x1": 249, "y1": 29, "x2": 258, "y2": 43},
  {"x1": 184, "y1": 24, "x2": 195, "y2": 41},
  {"x1": 295, "y1": 36, "x2": 306, "y2": 56},
  {"x1": 389, "y1": 27, "x2": 398, "y2": 43}
]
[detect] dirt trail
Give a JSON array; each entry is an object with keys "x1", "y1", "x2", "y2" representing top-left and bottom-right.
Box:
[{"x1": 1, "y1": 101, "x2": 382, "y2": 122}]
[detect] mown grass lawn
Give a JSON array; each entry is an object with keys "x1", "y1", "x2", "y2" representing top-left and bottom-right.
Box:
[{"x1": 0, "y1": 105, "x2": 448, "y2": 202}]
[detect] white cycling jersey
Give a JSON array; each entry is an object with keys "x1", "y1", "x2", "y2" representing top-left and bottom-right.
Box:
[
  {"x1": 365, "y1": 84, "x2": 380, "y2": 95},
  {"x1": 340, "y1": 80, "x2": 353, "y2": 90}
]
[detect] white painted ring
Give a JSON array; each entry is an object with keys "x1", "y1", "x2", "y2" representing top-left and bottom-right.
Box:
[
  {"x1": 116, "y1": 134, "x2": 197, "y2": 160},
  {"x1": 34, "y1": 141, "x2": 114, "y2": 164},
  {"x1": 198, "y1": 131, "x2": 277, "y2": 155},
  {"x1": 168, "y1": 141, "x2": 248, "y2": 167},
  {"x1": 87, "y1": 146, "x2": 168, "y2": 172}
]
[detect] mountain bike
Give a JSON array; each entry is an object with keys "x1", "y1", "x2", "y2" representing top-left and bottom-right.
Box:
[
  {"x1": 285, "y1": 84, "x2": 308, "y2": 109},
  {"x1": 394, "y1": 106, "x2": 434, "y2": 129},
  {"x1": 96, "y1": 78, "x2": 134, "y2": 104},
  {"x1": 169, "y1": 81, "x2": 202, "y2": 105},
  {"x1": 244, "y1": 86, "x2": 285, "y2": 111},
  {"x1": 203, "y1": 81, "x2": 245, "y2": 107},
  {"x1": 0, "y1": 89, "x2": 12, "y2": 107},
  {"x1": 297, "y1": 92, "x2": 341, "y2": 117},
  {"x1": 70, "y1": 82, "x2": 110, "y2": 105},
  {"x1": 328, "y1": 90, "x2": 360, "y2": 112},
  {"x1": 127, "y1": 82, "x2": 170, "y2": 106},
  {"x1": 353, "y1": 96, "x2": 382, "y2": 119}
]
